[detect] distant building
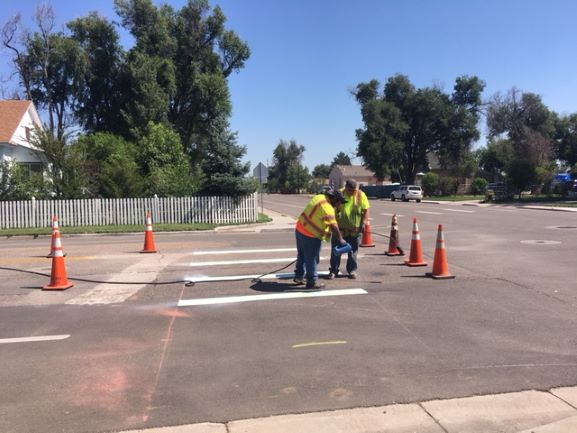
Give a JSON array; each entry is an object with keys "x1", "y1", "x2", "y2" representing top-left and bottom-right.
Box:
[
  {"x1": 252, "y1": 162, "x2": 268, "y2": 184},
  {"x1": 0, "y1": 100, "x2": 44, "y2": 175},
  {"x1": 328, "y1": 165, "x2": 382, "y2": 188}
]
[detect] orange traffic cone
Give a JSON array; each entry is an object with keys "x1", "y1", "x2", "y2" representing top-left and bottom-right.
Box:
[
  {"x1": 427, "y1": 224, "x2": 455, "y2": 279},
  {"x1": 43, "y1": 229, "x2": 74, "y2": 290},
  {"x1": 385, "y1": 214, "x2": 403, "y2": 256},
  {"x1": 141, "y1": 212, "x2": 157, "y2": 253},
  {"x1": 405, "y1": 217, "x2": 427, "y2": 267},
  {"x1": 360, "y1": 220, "x2": 375, "y2": 247},
  {"x1": 46, "y1": 215, "x2": 58, "y2": 257}
]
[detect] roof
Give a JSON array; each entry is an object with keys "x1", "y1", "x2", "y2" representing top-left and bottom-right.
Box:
[
  {"x1": 332, "y1": 165, "x2": 376, "y2": 177},
  {"x1": 0, "y1": 100, "x2": 34, "y2": 144}
]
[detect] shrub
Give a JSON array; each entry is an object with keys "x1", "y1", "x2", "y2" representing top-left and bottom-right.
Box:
[
  {"x1": 421, "y1": 172, "x2": 439, "y2": 196},
  {"x1": 470, "y1": 177, "x2": 488, "y2": 195},
  {"x1": 438, "y1": 176, "x2": 459, "y2": 195}
]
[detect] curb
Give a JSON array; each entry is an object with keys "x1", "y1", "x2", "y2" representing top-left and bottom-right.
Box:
[{"x1": 118, "y1": 386, "x2": 577, "y2": 433}]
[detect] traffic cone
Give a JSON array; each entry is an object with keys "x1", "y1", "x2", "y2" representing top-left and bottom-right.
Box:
[
  {"x1": 385, "y1": 214, "x2": 403, "y2": 256},
  {"x1": 46, "y1": 215, "x2": 58, "y2": 257},
  {"x1": 405, "y1": 217, "x2": 427, "y2": 267},
  {"x1": 427, "y1": 224, "x2": 455, "y2": 279},
  {"x1": 43, "y1": 229, "x2": 74, "y2": 290},
  {"x1": 360, "y1": 220, "x2": 375, "y2": 247},
  {"x1": 141, "y1": 212, "x2": 157, "y2": 253}
]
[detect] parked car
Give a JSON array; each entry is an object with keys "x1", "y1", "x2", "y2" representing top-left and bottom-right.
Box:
[{"x1": 390, "y1": 185, "x2": 423, "y2": 202}]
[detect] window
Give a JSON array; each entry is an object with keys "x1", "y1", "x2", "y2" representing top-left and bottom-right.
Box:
[{"x1": 18, "y1": 162, "x2": 43, "y2": 177}]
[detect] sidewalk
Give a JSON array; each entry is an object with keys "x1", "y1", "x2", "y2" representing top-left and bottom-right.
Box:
[
  {"x1": 215, "y1": 208, "x2": 296, "y2": 233},
  {"x1": 121, "y1": 386, "x2": 577, "y2": 433}
]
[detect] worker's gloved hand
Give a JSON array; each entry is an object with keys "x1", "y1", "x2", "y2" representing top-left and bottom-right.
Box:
[{"x1": 358, "y1": 222, "x2": 365, "y2": 234}]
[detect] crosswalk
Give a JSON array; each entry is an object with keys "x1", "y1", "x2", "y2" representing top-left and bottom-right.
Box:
[{"x1": 61, "y1": 246, "x2": 364, "y2": 306}]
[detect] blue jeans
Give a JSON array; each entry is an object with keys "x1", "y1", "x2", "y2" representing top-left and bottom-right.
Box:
[
  {"x1": 295, "y1": 230, "x2": 322, "y2": 284},
  {"x1": 330, "y1": 234, "x2": 360, "y2": 275}
]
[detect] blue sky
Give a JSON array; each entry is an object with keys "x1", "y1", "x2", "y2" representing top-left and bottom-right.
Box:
[{"x1": 2, "y1": 0, "x2": 577, "y2": 172}]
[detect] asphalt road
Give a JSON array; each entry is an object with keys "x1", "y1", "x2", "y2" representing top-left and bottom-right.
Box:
[{"x1": 1, "y1": 194, "x2": 576, "y2": 433}]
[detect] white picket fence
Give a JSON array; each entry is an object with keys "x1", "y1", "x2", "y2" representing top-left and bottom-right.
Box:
[{"x1": 0, "y1": 193, "x2": 259, "y2": 229}]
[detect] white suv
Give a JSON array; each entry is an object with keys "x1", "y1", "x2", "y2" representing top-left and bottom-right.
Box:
[{"x1": 390, "y1": 185, "x2": 423, "y2": 202}]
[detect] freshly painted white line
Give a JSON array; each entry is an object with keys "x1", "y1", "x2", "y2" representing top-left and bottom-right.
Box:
[
  {"x1": 416, "y1": 211, "x2": 443, "y2": 215},
  {"x1": 380, "y1": 213, "x2": 405, "y2": 217},
  {"x1": 0, "y1": 334, "x2": 70, "y2": 344},
  {"x1": 178, "y1": 288, "x2": 368, "y2": 307},
  {"x1": 189, "y1": 257, "x2": 326, "y2": 267},
  {"x1": 193, "y1": 248, "x2": 296, "y2": 255},
  {"x1": 292, "y1": 341, "x2": 347, "y2": 348},
  {"x1": 443, "y1": 208, "x2": 474, "y2": 213},
  {"x1": 189, "y1": 271, "x2": 329, "y2": 282}
]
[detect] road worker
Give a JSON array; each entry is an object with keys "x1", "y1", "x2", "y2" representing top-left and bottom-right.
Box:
[
  {"x1": 294, "y1": 188, "x2": 347, "y2": 289},
  {"x1": 329, "y1": 179, "x2": 370, "y2": 279}
]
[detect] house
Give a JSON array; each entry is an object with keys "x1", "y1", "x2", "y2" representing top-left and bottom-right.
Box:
[
  {"x1": 0, "y1": 100, "x2": 44, "y2": 175},
  {"x1": 328, "y1": 165, "x2": 381, "y2": 188}
]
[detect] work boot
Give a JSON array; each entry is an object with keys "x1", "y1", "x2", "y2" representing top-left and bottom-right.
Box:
[
  {"x1": 348, "y1": 272, "x2": 357, "y2": 279},
  {"x1": 293, "y1": 277, "x2": 305, "y2": 285},
  {"x1": 306, "y1": 281, "x2": 325, "y2": 290},
  {"x1": 327, "y1": 272, "x2": 335, "y2": 280}
]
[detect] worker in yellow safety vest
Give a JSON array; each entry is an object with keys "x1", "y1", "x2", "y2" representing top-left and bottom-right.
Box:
[
  {"x1": 329, "y1": 179, "x2": 370, "y2": 279},
  {"x1": 294, "y1": 188, "x2": 347, "y2": 289}
]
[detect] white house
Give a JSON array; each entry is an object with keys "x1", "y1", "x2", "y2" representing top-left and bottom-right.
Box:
[{"x1": 0, "y1": 100, "x2": 44, "y2": 175}]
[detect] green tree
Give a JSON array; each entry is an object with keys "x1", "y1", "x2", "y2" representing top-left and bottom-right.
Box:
[
  {"x1": 286, "y1": 164, "x2": 310, "y2": 193},
  {"x1": 2, "y1": 6, "x2": 86, "y2": 140},
  {"x1": 506, "y1": 159, "x2": 536, "y2": 198},
  {"x1": 199, "y1": 117, "x2": 252, "y2": 196},
  {"x1": 354, "y1": 79, "x2": 406, "y2": 181},
  {"x1": 28, "y1": 127, "x2": 88, "y2": 198},
  {"x1": 138, "y1": 122, "x2": 200, "y2": 196},
  {"x1": 268, "y1": 139, "x2": 305, "y2": 193},
  {"x1": 75, "y1": 132, "x2": 144, "y2": 197},
  {"x1": 475, "y1": 139, "x2": 515, "y2": 182},
  {"x1": 312, "y1": 164, "x2": 331, "y2": 178},
  {"x1": 67, "y1": 12, "x2": 124, "y2": 134},
  {"x1": 554, "y1": 113, "x2": 577, "y2": 167},
  {"x1": 115, "y1": 0, "x2": 250, "y2": 162},
  {"x1": 331, "y1": 152, "x2": 351, "y2": 168},
  {"x1": 354, "y1": 74, "x2": 484, "y2": 184},
  {"x1": 487, "y1": 88, "x2": 555, "y2": 166}
]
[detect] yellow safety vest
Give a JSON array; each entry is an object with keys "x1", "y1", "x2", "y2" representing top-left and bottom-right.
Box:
[{"x1": 296, "y1": 194, "x2": 337, "y2": 241}]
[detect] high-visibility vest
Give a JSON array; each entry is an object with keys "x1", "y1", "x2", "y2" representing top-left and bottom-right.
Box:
[
  {"x1": 337, "y1": 188, "x2": 365, "y2": 235},
  {"x1": 296, "y1": 194, "x2": 336, "y2": 241}
]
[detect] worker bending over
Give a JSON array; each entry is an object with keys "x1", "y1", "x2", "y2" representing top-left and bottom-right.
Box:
[{"x1": 294, "y1": 188, "x2": 347, "y2": 289}]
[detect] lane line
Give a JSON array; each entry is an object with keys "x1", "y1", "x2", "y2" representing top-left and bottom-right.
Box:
[
  {"x1": 416, "y1": 211, "x2": 443, "y2": 215},
  {"x1": 443, "y1": 208, "x2": 475, "y2": 213},
  {"x1": 380, "y1": 213, "x2": 405, "y2": 217},
  {"x1": 188, "y1": 271, "x2": 329, "y2": 282},
  {"x1": 0, "y1": 334, "x2": 70, "y2": 344},
  {"x1": 292, "y1": 341, "x2": 347, "y2": 349},
  {"x1": 193, "y1": 248, "x2": 295, "y2": 255},
  {"x1": 188, "y1": 257, "x2": 326, "y2": 267},
  {"x1": 178, "y1": 288, "x2": 368, "y2": 307}
]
